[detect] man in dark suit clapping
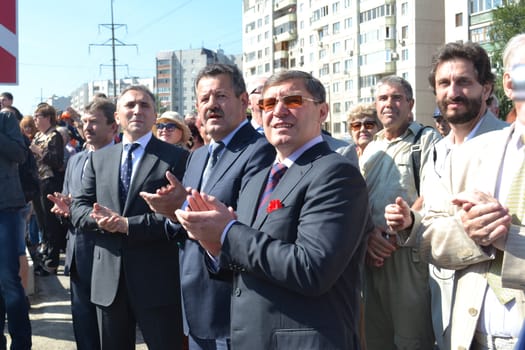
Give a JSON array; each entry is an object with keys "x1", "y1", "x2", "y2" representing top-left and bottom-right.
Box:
[
  {"x1": 70, "y1": 85, "x2": 188, "y2": 350},
  {"x1": 141, "y1": 64, "x2": 274, "y2": 350},
  {"x1": 176, "y1": 70, "x2": 370, "y2": 350}
]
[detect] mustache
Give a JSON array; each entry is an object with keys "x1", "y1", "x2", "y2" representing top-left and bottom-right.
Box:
[
  {"x1": 445, "y1": 96, "x2": 468, "y2": 105},
  {"x1": 205, "y1": 107, "x2": 224, "y2": 118}
]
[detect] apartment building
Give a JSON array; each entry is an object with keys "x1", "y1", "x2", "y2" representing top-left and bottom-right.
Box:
[
  {"x1": 242, "y1": 0, "x2": 445, "y2": 138},
  {"x1": 155, "y1": 48, "x2": 238, "y2": 115},
  {"x1": 69, "y1": 77, "x2": 155, "y2": 112},
  {"x1": 444, "y1": 0, "x2": 504, "y2": 51}
]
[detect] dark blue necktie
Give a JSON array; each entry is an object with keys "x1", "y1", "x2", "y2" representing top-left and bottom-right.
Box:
[
  {"x1": 120, "y1": 143, "x2": 140, "y2": 202},
  {"x1": 201, "y1": 141, "x2": 225, "y2": 189},
  {"x1": 258, "y1": 163, "x2": 287, "y2": 213}
]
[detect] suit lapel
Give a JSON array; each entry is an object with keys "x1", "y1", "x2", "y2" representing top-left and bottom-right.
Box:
[
  {"x1": 477, "y1": 126, "x2": 513, "y2": 195},
  {"x1": 184, "y1": 147, "x2": 209, "y2": 190},
  {"x1": 252, "y1": 142, "x2": 328, "y2": 229},
  {"x1": 124, "y1": 140, "x2": 159, "y2": 214},
  {"x1": 202, "y1": 124, "x2": 256, "y2": 193}
]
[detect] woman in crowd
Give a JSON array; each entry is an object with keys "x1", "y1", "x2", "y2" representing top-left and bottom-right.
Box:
[
  {"x1": 30, "y1": 103, "x2": 66, "y2": 275},
  {"x1": 153, "y1": 111, "x2": 191, "y2": 149},
  {"x1": 348, "y1": 103, "x2": 382, "y2": 157}
]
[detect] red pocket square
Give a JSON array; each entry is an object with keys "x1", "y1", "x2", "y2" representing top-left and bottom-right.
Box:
[{"x1": 267, "y1": 199, "x2": 283, "y2": 213}]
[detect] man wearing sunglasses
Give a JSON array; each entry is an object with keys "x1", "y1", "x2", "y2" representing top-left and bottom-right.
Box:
[
  {"x1": 141, "y1": 64, "x2": 274, "y2": 350},
  {"x1": 175, "y1": 70, "x2": 370, "y2": 349}
]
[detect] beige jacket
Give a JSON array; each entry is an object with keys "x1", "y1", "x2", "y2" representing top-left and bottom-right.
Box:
[{"x1": 418, "y1": 125, "x2": 525, "y2": 350}]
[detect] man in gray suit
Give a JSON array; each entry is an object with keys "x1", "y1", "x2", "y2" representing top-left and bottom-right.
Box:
[
  {"x1": 48, "y1": 98, "x2": 118, "y2": 350},
  {"x1": 141, "y1": 64, "x2": 274, "y2": 350},
  {"x1": 176, "y1": 70, "x2": 370, "y2": 349},
  {"x1": 70, "y1": 86, "x2": 188, "y2": 350}
]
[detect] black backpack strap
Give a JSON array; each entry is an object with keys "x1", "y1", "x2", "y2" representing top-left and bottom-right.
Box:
[{"x1": 411, "y1": 124, "x2": 433, "y2": 196}]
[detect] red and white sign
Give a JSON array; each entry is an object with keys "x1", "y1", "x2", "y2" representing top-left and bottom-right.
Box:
[{"x1": 0, "y1": 0, "x2": 18, "y2": 84}]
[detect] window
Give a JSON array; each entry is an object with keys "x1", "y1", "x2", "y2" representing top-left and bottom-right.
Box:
[
  {"x1": 455, "y1": 13, "x2": 463, "y2": 27},
  {"x1": 319, "y1": 64, "x2": 329, "y2": 76},
  {"x1": 319, "y1": 48, "x2": 327, "y2": 59},
  {"x1": 344, "y1": 58, "x2": 353, "y2": 72},
  {"x1": 333, "y1": 22, "x2": 341, "y2": 35},
  {"x1": 401, "y1": 48, "x2": 409, "y2": 61},
  {"x1": 333, "y1": 62, "x2": 341, "y2": 74},
  {"x1": 401, "y1": 26, "x2": 408, "y2": 40},
  {"x1": 401, "y1": 2, "x2": 408, "y2": 16},
  {"x1": 345, "y1": 80, "x2": 353, "y2": 91},
  {"x1": 333, "y1": 41, "x2": 341, "y2": 54},
  {"x1": 333, "y1": 102, "x2": 341, "y2": 113},
  {"x1": 333, "y1": 2, "x2": 340, "y2": 14}
]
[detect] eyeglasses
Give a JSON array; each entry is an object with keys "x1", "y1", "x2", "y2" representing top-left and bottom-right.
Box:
[
  {"x1": 156, "y1": 122, "x2": 178, "y2": 132},
  {"x1": 250, "y1": 86, "x2": 263, "y2": 95},
  {"x1": 350, "y1": 121, "x2": 377, "y2": 131},
  {"x1": 258, "y1": 95, "x2": 319, "y2": 112}
]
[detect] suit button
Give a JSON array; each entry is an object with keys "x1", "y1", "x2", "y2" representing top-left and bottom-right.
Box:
[
  {"x1": 234, "y1": 288, "x2": 241, "y2": 297},
  {"x1": 468, "y1": 308, "x2": 478, "y2": 317}
]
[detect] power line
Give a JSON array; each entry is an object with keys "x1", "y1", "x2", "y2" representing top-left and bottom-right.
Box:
[{"x1": 88, "y1": 0, "x2": 138, "y2": 99}]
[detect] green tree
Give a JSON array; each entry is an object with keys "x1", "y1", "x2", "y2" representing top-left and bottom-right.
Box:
[{"x1": 489, "y1": 0, "x2": 525, "y2": 120}]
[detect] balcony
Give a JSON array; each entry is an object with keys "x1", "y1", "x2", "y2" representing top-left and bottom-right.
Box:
[
  {"x1": 274, "y1": 0, "x2": 297, "y2": 11},
  {"x1": 274, "y1": 29, "x2": 297, "y2": 43}
]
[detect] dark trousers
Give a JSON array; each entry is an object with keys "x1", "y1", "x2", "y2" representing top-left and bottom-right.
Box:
[
  {"x1": 70, "y1": 232, "x2": 100, "y2": 350},
  {"x1": 96, "y1": 273, "x2": 183, "y2": 350},
  {"x1": 35, "y1": 177, "x2": 66, "y2": 267}
]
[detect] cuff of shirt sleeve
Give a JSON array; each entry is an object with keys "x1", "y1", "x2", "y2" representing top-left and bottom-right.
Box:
[{"x1": 221, "y1": 219, "x2": 237, "y2": 244}]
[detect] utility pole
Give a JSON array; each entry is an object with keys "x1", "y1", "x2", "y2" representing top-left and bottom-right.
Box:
[{"x1": 89, "y1": 0, "x2": 138, "y2": 99}]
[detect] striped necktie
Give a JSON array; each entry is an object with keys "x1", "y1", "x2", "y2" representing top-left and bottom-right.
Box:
[{"x1": 258, "y1": 163, "x2": 287, "y2": 214}]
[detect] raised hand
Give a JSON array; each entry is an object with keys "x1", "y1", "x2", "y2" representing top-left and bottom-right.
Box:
[
  {"x1": 140, "y1": 171, "x2": 187, "y2": 220},
  {"x1": 47, "y1": 192, "x2": 72, "y2": 217},
  {"x1": 90, "y1": 203, "x2": 128, "y2": 234}
]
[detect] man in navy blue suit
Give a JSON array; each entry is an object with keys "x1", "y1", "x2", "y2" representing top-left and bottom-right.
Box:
[
  {"x1": 176, "y1": 70, "x2": 369, "y2": 350},
  {"x1": 48, "y1": 98, "x2": 118, "y2": 350},
  {"x1": 141, "y1": 64, "x2": 274, "y2": 350}
]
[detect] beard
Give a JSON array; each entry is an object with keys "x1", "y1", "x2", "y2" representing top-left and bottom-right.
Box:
[{"x1": 438, "y1": 95, "x2": 483, "y2": 125}]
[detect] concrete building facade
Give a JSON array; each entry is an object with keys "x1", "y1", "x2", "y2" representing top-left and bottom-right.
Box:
[
  {"x1": 155, "y1": 48, "x2": 238, "y2": 115},
  {"x1": 242, "y1": 0, "x2": 445, "y2": 138}
]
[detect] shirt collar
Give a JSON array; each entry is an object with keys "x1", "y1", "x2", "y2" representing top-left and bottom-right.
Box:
[
  {"x1": 209, "y1": 119, "x2": 248, "y2": 150},
  {"x1": 278, "y1": 134, "x2": 324, "y2": 168},
  {"x1": 122, "y1": 132, "x2": 153, "y2": 151}
]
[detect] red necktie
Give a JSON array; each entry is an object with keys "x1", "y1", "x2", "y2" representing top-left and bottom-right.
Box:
[{"x1": 258, "y1": 163, "x2": 287, "y2": 213}]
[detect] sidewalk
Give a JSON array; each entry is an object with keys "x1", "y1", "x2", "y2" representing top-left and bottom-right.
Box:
[{"x1": 5, "y1": 255, "x2": 147, "y2": 349}]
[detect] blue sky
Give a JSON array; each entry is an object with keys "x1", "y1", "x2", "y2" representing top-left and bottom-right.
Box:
[{"x1": 1, "y1": 0, "x2": 242, "y2": 114}]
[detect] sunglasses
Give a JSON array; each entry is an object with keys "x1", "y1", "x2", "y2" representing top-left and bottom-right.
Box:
[
  {"x1": 350, "y1": 121, "x2": 376, "y2": 131},
  {"x1": 156, "y1": 122, "x2": 179, "y2": 131},
  {"x1": 258, "y1": 95, "x2": 319, "y2": 112}
]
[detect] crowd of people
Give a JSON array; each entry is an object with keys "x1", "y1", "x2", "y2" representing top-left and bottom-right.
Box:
[{"x1": 1, "y1": 34, "x2": 525, "y2": 350}]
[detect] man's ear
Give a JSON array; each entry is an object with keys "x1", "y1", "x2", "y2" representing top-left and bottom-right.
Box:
[
  {"x1": 319, "y1": 102, "x2": 329, "y2": 123},
  {"x1": 503, "y1": 72, "x2": 514, "y2": 100}
]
